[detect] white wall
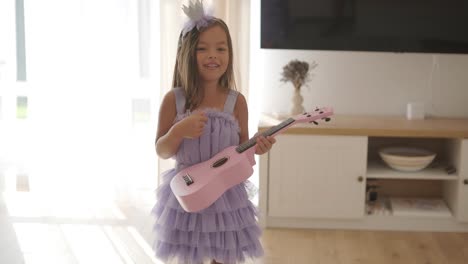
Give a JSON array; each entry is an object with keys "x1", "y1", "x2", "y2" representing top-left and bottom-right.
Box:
[{"x1": 251, "y1": 2, "x2": 468, "y2": 118}]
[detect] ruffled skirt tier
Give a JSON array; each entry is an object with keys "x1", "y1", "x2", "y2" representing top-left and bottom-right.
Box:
[{"x1": 152, "y1": 168, "x2": 263, "y2": 264}]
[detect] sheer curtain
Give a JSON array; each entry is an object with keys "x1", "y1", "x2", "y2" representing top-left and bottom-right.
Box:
[
  {"x1": 158, "y1": 0, "x2": 252, "y2": 176},
  {"x1": 0, "y1": 2, "x2": 165, "y2": 263},
  {"x1": 0, "y1": 1, "x2": 15, "y2": 81},
  {"x1": 1, "y1": 0, "x2": 161, "y2": 205}
]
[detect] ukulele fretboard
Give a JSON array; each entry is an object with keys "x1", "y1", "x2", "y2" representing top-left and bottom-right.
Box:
[{"x1": 235, "y1": 118, "x2": 295, "y2": 153}]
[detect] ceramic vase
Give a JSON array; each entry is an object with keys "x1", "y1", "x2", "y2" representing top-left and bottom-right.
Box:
[{"x1": 291, "y1": 87, "x2": 305, "y2": 115}]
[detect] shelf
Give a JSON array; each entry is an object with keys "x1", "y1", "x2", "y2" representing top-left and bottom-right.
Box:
[
  {"x1": 366, "y1": 212, "x2": 453, "y2": 219},
  {"x1": 366, "y1": 197, "x2": 453, "y2": 219},
  {"x1": 366, "y1": 160, "x2": 458, "y2": 180}
]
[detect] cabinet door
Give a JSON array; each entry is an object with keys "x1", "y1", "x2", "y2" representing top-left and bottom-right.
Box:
[
  {"x1": 268, "y1": 135, "x2": 367, "y2": 219},
  {"x1": 458, "y1": 139, "x2": 468, "y2": 222}
]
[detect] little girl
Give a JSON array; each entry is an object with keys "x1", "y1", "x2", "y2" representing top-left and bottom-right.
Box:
[{"x1": 152, "y1": 1, "x2": 275, "y2": 264}]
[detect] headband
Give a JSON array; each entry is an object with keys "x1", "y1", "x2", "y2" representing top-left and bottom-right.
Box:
[{"x1": 181, "y1": 0, "x2": 215, "y2": 37}]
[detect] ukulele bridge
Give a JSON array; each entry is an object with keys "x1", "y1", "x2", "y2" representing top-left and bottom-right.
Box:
[{"x1": 182, "y1": 173, "x2": 194, "y2": 186}]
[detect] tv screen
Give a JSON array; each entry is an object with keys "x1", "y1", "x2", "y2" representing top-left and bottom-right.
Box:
[{"x1": 261, "y1": 0, "x2": 468, "y2": 54}]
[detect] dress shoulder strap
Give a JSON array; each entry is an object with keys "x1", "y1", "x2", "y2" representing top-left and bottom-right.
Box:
[
  {"x1": 223, "y1": 90, "x2": 239, "y2": 114},
  {"x1": 173, "y1": 87, "x2": 186, "y2": 114}
]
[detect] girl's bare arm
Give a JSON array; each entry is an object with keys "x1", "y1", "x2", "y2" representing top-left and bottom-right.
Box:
[{"x1": 155, "y1": 91, "x2": 184, "y2": 159}]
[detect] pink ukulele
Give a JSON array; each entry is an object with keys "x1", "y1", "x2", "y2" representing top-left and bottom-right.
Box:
[{"x1": 170, "y1": 106, "x2": 334, "y2": 212}]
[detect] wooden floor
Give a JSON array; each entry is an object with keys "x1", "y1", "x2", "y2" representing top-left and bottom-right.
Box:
[
  {"x1": 255, "y1": 228, "x2": 468, "y2": 264},
  {"x1": 2, "y1": 192, "x2": 467, "y2": 264}
]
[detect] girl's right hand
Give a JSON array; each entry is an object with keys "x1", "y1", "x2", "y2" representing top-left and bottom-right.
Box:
[{"x1": 173, "y1": 111, "x2": 208, "y2": 139}]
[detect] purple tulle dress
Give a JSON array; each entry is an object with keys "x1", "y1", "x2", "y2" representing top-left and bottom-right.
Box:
[{"x1": 152, "y1": 87, "x2": 263, "y2": 264}]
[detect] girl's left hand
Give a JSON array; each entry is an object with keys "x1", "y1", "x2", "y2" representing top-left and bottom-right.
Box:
[{"x1": 255, "y1": 135, "x2": 276, "y2": 155}]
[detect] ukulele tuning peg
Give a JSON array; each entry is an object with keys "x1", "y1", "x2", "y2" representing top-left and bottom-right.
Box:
[
  {"x1": 309, "y1": 121, "x2": 318, "y2": 125},
  {"x1": 303, "y1": 112, "x2": 308, "y2": 115},
  {"x1": 323, "y1": 117, "x2": 331, "y2": 122},
  {"x1": 315, "y1": 107, "x2": 319, "y2": 111}
]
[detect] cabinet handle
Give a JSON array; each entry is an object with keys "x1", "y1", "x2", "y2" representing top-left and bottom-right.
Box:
[
  {"x1": 464, "y1": 179, "x2": 468, "y2": 185},
  {"x1": 358, "y1": 176, "x2": 364, "y2": 182}
]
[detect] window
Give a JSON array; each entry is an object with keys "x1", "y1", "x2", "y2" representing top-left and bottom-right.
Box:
[
  {"x1": 16, "y1": 96, "x2": 27, "y2": 119},
  {"x1": 2, "y1": 0, "x2": 160, "y2": 204},
  {"x1": 1, "y1": 2, "x2": 161, "y2": 262}
]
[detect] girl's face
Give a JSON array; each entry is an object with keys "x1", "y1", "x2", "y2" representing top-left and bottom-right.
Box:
[{"x1": 196, "y1": 25, "x2": 229, "y2": 83}]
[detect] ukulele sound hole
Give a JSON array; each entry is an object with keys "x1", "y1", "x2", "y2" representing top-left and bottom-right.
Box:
[{"x1": 212, "y1": 157, "x2": 229, "y2": 168}]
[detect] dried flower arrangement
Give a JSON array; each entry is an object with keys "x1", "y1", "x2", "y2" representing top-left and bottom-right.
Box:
[{"x1": 280, "y1": 59, "x2": 318, "y2": 90}]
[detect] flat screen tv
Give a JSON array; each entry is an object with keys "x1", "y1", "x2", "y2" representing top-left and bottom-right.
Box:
[{"x1": 261, "y1": 0, "x2": 468, "y2": 54}]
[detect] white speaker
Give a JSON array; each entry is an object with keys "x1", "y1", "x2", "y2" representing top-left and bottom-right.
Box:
[{"x1": 406, "y1": 102, "x2": 425, "y2": 120}]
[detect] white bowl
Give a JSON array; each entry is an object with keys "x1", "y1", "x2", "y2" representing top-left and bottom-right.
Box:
[{"x1": 378, "y1": 147, "x2": 436, "y2": 172}]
